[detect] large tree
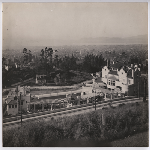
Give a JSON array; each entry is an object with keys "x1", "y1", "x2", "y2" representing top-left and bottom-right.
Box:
[
  {"x1": 40, "y1": 47, "x2": 54, "y2": 74},
  {"x1": 23, "y1": 48, "x2": 32, "y2": 64}
]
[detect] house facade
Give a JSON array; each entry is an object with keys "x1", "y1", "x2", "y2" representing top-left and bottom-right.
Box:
[
  {"x1": 101, "y1": 62, "x2": 141, "y2": 94},
  {"x1": 35, "y1": 75, "x2": 47, "y2": 84},
  {"x1": 5, "y1": 86, "x2": 31, "y2": 115},
  {"x1": 7, "y1": 100, "x2": 18, "y2": 115}
]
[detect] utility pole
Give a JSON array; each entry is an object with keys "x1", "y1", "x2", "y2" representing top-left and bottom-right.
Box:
[
  {"x1": 138, "y1": 74, "x2": 140, "y2": 98},
  {"x1": 20, "y1": 93, "x2": 22, "y2": 125},
  {"x1": 16, "y1": 86, "x2": 18, "y2": 120},
  {"x1": 95, "y1": 90, "x2": 96, "y2": 111},
  {"x1": 143, "y1": 78, "x2": 146, "y2": 102},
  {"x1": 143, "y1": 78, "x2": 145, "y2": 101}
]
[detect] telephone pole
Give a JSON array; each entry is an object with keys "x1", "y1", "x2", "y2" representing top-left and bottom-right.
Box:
[
  {"x1": 16, "y1": 86, "x2": 18, "y2": 120},
  {"x1": 20, "y1": 93, "x2": 22, "y2": 125},
  {"x1": 138, "y1": 76, "x2": 140, "y2": 98},
  {"x1": 143, "y1": 78, "x2": 146, "y2": 102},
  {"x1": 94, "y1": 90, "x2": 96, "y2": 110}
]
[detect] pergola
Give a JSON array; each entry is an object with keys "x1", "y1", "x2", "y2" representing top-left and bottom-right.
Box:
[{"x1": 27, "y1": 98, "x2": 68, "y2": 112}]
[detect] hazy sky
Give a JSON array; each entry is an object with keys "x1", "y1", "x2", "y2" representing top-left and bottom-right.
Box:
[{"x1": 2, "y1": 3, "x2": 148, "y2": 49}]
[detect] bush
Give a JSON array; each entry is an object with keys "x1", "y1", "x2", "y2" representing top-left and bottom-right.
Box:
[{"x1": 3, "y1": 102, "x2": 148, "y2": 147}]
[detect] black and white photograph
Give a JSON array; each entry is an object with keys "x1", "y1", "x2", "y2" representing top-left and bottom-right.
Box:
[{"x1": 2, "y1": 2, "x2": 148, "y2": 147}]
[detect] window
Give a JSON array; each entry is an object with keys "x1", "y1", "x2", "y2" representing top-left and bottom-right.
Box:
[
  {"x1": 108, "y1": 79, "x2": 111, "y2": 85},
  {"x1": 12, "y1": 105, "x2": 14, "y2": 108},
  {"x1": 111, "y1": 80, "x2": 115, "y2": 86},
  {"x1": 105, "y1": 75, "x2": 107, "y2": 78},
  {"x1": 15, "y1": 105, "x2": 17, "y2": 108},
  {"x1": 110, "y1": 80, "x2": 115, "y2": 86},
  {"x1": 21, "y1": 102, "x2": 23, "y2": 105},
  {"x1": 128, "y1": 80, "x2": 130, "y2": 85},
  {"x1": 9, "y1": 105, "x2": 11, "y2": 108}
]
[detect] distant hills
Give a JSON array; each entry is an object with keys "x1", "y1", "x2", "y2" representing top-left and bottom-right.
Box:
[
  {"x1": 2, "y1": 34, "x2": 148, "y2": 52},
  {"x1": 80, "y1": 34, "x2": 148, "y2": 45}
]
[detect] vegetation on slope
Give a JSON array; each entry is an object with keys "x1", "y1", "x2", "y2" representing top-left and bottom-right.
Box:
[{"x1": 3, "y1": 101, "x2": 148, "y2": 147}]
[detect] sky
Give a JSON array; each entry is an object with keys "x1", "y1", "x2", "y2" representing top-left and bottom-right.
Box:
[{"x1": 2, "y1": 3, "x2": 148, "y2": 49}]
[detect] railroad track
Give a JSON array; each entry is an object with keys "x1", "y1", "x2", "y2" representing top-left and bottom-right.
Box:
[{"x1": 3, "y1": 97, "x2": 143, "y2": 127}]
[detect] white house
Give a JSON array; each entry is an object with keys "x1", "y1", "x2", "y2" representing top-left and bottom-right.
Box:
[
  {"x1": 7, "y1": 100, "x2": 18, "y2": 115},
  {"x1": 5, "y1": 86, "x2": 31, "y2": 115},
  {"x1": 101, "y1": 62, "x2": 141, "y2": 93}
]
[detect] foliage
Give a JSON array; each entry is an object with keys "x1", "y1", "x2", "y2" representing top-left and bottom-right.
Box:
[
  {"x1": 82, "y1": 54, "x2": 106, "y2": 73},
  {"x1": 23, "y1": 48, "x2": 32, "y2": 64},
  {"x1": 3, "y1": 102, "x2": 148, "y2": 147},
  {"x1": 39, "y1": 47, "x2": 54, "y2": 74}
]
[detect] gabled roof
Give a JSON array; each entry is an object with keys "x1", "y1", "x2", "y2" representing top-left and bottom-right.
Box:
[
  {"x1": 108, "y1": 75, "x2": 117, "y2": 80},
  {"x1": 108, "y1": 70, "x2": 118, "y2": 76},
  {"x1": 8, "y1": 91, "x2": 16, "y2": 96},
  {"x1": 110, "y1": 62, "x2": 124, "y2": 70},
  {"x1": 122, "y1": 66, "x2": 129, "y2": 73},
  {"x1": 8, "y1": 100, "x2": 17, "y2": 105},
  {"x1": 5, "y1": 97, "x2": 14, "y2": 104}
]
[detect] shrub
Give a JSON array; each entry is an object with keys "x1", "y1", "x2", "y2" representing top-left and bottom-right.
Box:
[{"x1": 3, "y1": 102, "x2": 148, "y2": 147}]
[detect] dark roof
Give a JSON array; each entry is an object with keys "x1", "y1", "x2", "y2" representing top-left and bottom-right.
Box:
[
  {"x1": 108, "y1": 70, "x2": 118, "y2": 76},
  {"x1": 8, "y1": 100, "x2": 17, "y2": 105},
  {"x1": 127, "y1": 69, "x2": 133, "y2": 79},
  {"x1": 122, "y1": 66, "x2": 129, "y2": 73},
  {"x1": 95, "y1": 77, "x2": 102, "y2": 83},
  {"x1": 110, "y1": 62, "x2": 124, "y2": 70},
  {"x1": 108, "y1": 75, "x2": 117, "y2": 80}
]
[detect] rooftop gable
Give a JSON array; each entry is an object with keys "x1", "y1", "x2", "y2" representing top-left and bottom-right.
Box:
[
  {"x1": 110, "y1": 62, "x2": 124, "y2": 70},
  {"x1": 8, "y1": 100, "x2": 17, "y2": 105},
  {"x1": 108, "y1": 70, "x2": 118, "y2": 76},
  {"x1": 108, "y1": 75, "x2": 118, "y2": 80}
]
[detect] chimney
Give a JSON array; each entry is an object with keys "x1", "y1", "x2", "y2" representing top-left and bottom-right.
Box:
[{"x1": 134, "y1": 64, "x2": 138, "y2": 68}]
